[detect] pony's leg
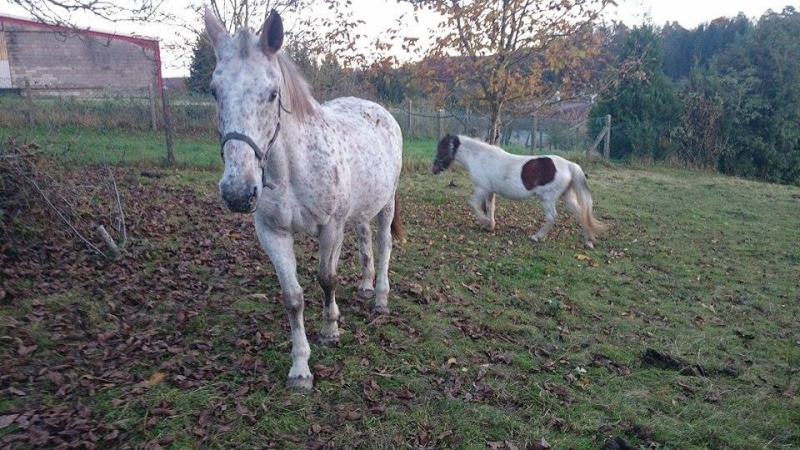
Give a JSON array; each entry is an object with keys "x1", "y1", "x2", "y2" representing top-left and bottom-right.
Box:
[
  {"x1": 355, "y1": 222, "x2": 375, "y2": 299},
  {"x1": 470, "y1": 188, "x2": 494, "y2": 231},
  {"x1": 561, "y1": 188, "x2": 595, "y2": 249},
  {"x1": 532, "y1": 197, "x2": 557, "y2": 243},
  {"x1": 484, "y1": 193, "x2": 496, "y2": 231},
  {"x1": 317, "y1": 225, "x2": 345, "y2": 346},
  {"x1": 373, "y1": 199, "x2": 395, "y2": 314},
  {"x1": 255, "y1": 225, "x2": 313, "y2": 391}
]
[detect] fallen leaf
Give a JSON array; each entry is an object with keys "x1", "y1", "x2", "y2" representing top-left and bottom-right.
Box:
[
  {"x1": 0, "y1": 414, "x2": 19, "y2": 429},
  {"x1": 148, "y1": 372, "x2": 166, "y2": 385}
]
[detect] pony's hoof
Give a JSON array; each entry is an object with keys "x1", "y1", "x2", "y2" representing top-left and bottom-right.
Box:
[
  {"x1": 358, "y1": 288, "x2": 375, "y2": 299},
  {"x1": 286, "y1": 375, "x2": 313, "y2": 391},
  {"x1": 530, "y1": 235, "x2": 542, "y2": 243},
  {"x1": 372, "y1": 304, "x2": 391, "y2": 315},
  {"x1": 317, "y1": 333, "x2": 340, "y2": 346},
  {"x1": 584, "y1": 241, "x2": 595, "y2": 249}
]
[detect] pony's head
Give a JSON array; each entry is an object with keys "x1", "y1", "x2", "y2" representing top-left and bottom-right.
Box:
[
  {"x1": 205, "y1": 7, "x2": 285, "y2": 213},
  {"x1": 432, "y1": 134, "x2": 460, "y2": 174}
]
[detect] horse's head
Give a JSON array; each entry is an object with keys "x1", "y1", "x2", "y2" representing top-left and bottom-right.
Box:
[
  {"x1": 205, "y1": 7, "x2": 285, "y2": 213},
  {"x1": 432, "y1": 134, "x2": 460, "y2": 174}
]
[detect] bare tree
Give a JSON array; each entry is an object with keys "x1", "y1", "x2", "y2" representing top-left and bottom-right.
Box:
[{"x1": 7, "y1": 0, "x2": 167, "y2": 24}]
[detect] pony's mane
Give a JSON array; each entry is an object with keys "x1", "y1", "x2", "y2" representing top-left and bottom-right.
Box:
[
  {"x1": 459, "y1": 135, "x2": 505, "y2": 154},
  {"x1": 277, "y1": 51, "x2": 318, "y2": 123}
]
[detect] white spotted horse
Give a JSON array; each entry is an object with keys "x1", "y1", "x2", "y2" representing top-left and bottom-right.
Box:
[
  {"x1": 432, "y1": 134, "x2": 604, "y2": 248},
  {"x1": 205, "y1": 8, "x2": 403, "y2": 390}
]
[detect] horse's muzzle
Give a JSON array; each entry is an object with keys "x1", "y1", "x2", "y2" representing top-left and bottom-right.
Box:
[
  {"x1": 431, "y1": 163, "x2": 442, "y2": 174},
  {"x1": 219, "y1": 182, "x2": 259, "y2": 213}
]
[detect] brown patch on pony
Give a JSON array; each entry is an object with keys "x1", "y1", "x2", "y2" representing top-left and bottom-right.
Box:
[{"x1": 521, "y1": 157, "x2": 556, "y2": 190}]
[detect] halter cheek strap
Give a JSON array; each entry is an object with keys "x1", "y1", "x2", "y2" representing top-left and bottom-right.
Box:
[{"x1": 218, "y1": 92, "x2": 284, "y2": 189}]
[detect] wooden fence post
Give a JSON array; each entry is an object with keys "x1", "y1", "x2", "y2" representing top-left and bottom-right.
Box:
[
  {"x1": 161, "y1": 86, "x2": 175, "y2": 165},
  {"x1": 148, "y1": 84, "x2": 158, "y2": 131},
  {"x1": 604, "y1": 114, "x2": 611, "y2": 159},
  {"x1": 531, "y1": 114, "x2": 538, "y2": 154},
  {"x1": 24, "y1": 77, "x2": 34, "y2": 127},
  {"x1": 406, "y1": 99, "x2": 412, "y2": 139}
]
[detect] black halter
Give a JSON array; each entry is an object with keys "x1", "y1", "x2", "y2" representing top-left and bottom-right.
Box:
[{"x1": 218, "y1": 92, "x2": 286, "y2": 189}]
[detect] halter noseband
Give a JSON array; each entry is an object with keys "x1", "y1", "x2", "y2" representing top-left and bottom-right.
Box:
[{"x1": 218, "y1": 91, "x2": 286, "y2": 189}]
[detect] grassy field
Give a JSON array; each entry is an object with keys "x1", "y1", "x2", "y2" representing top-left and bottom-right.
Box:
[{"x1": 1, "y1": 127, "x2": 799, "y2": 449}]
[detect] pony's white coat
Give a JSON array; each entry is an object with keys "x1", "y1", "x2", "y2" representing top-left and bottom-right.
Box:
[
  {"x1": 206, "y1": 8, "x2": 403, "y2": 390},
  {"x1": 433, "y1": 134, "x2": 603, "y2": 248}
]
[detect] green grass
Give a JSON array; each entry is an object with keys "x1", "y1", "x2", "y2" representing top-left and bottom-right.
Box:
[{"x1": 1, "y1": 126, "x2": 799, "y2": 448}]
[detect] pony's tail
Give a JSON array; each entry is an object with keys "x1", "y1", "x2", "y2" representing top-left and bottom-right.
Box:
[
  {"x1": 390, "y1": 195, "x2": 404, "y2": 242},
  {"x1": 569, "y1": 163, "x2": 605, "y2": 241}
]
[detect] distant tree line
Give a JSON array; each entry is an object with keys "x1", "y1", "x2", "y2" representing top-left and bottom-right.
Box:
[
  {"x1": 591, "y1": 6, "x2": 800, "y2": 185},
  {"x1": 186, "y1": 3, "x2": 799, "y2": 185}
]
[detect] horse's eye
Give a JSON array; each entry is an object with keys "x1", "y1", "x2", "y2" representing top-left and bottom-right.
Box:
[{"x1": 268, "y1": 90, "x2": 278, "y2": 102}]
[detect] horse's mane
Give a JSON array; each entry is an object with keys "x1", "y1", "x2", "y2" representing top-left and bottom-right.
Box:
[
  {"x1": 277, "y1": 51, "x2": 318, "y2": 123},
  {"x1": 459, "y1": 135, "x2": 506, "y2": 155}
]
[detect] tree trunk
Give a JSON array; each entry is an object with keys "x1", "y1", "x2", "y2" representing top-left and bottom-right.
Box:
[{"x1": 488, "y1": 107, "x2": 502, "y2": 145}]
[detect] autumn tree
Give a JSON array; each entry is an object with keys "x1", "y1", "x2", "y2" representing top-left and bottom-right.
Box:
[{"x1": 400, "y1": 0, "x2": 615, "y2": 144}]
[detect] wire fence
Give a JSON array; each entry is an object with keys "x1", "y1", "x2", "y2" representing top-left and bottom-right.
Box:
[
  {"x1": 0, "y1": 87, "x2": 610, "y2": 156},
  {"x1": 387, "y1": 101, "x2": 609, "y2": 155}
]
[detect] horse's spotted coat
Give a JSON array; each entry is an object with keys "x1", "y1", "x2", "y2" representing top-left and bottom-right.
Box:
[{"x1": 206, "y1": 8, "x2": 402, "y2": 391}]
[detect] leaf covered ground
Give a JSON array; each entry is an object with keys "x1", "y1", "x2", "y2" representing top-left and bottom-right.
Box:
[{"x1": 1, "y1": 147, "x2": 799, "y2": 449}]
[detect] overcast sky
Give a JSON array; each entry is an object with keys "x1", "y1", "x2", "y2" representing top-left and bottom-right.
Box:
[{"x1": 3, "y1": 0, "x2": 797, "y2": 76}]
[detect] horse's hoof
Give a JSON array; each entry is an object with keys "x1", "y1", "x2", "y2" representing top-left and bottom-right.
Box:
[
  {"x1": 530, "y1": 235, "x2": 541, "y2": 243},
  {"x1": 358, "y1": 288, "x2": 375, "y2": 299},
  {"x1": 317, "y1": 333, "x2": 340, "y2": 346},
  {"x1": 286, "y1": 375, "x2": 313, "y2": 391},
  {"x1": 372, "y1": 304, "x2": 391, "y2": 315},
  {"x1": 584, "y1": 241, "x2": 595, "y2": 249}
]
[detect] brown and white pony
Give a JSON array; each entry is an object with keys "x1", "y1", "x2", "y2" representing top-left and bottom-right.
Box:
[{"x1": 432, "y1": 134, "x2": 604, "y2": 248}]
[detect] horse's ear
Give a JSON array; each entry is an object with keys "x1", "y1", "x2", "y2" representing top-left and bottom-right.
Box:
[
  {"x1": 204, "y1": 6, "x2": 228, "y2": 49},
  {"x1": 260, "y1": 9, "x2": 284, "y2": 56}
]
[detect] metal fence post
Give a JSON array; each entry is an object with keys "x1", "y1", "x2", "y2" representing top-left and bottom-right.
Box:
[{"x1": 437, "y1": 109, "x2": 445, "y2": 141}]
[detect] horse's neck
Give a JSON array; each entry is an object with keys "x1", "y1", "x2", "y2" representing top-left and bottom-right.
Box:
[
  {"x1": 456, "y1": 138, "x2": 503, "y2": 172},
  {"x1": 264, "y1": 121, "x2": 309, "y2": 187}
]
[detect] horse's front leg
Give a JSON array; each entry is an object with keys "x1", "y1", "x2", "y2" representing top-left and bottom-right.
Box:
[
  {"x1": 317, "y1": 225, "x2": 345, "y2": 346},
  {"x1": 470, "y1": 188, "x2": 495, "y2": 231},
  {"x1": 484, "y1": 192, "x2": 496, "y2": 230},
  {"x1": 254, "y1": 223, "x2": 313, "y2": 391}
]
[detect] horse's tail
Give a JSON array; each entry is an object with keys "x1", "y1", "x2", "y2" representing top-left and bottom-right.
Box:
[
  {"x1": 390, "y1": 194, "x2": 404, "y2": 242},
  {"x1": 569, "y1": 163, "x2": 605, "y2": 240}
]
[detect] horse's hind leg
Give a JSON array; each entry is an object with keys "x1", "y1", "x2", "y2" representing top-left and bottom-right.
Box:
[
  {"x1": 355, "y1": 222, "x2": 375, "y2": 299},
  {"x1": 317, "y1": 225, "x2": 345, "y2": 346},
  {"x1": 561, "y1": 188, "x2": 595, "y2": 249},
  {"x1": 255, "y1": 223, "x2": 313, "y2": 391},
  {"x1": 373, "y1": 199, "x2": 395, "y2": 314},
  {"x1": 531, "y1": 197, "x2": 557, "y2": 242}
]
